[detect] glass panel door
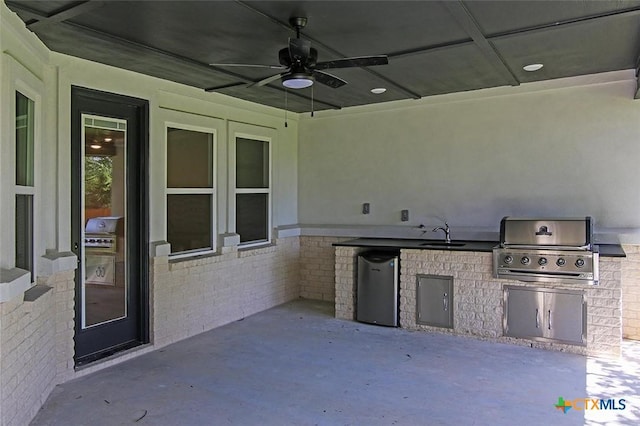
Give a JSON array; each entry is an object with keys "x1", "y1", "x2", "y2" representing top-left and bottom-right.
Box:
[{"x1": 81, "y1": 115, "x2": 127, "y2": 328}]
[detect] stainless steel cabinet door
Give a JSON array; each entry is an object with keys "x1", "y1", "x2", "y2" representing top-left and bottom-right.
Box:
[
  {"x1": 544, "y1": 291, "x2": 585, "y2": 344},
  {"x1": 504, "y1": 287, "x2": 545, "y2": 339},
  {"x1": 417, "y1": 275, "x2": 453, "y2": 328}
]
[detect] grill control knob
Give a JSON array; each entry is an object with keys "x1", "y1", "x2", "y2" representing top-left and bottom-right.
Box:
[
  {"x1": 503, "y1": 255, "x2": 513, "y2": 264},
  {"x1": 538, "y1": 257, "x2": 548, "y2": 266},
  {"x1": 575, "y1": 258, "x2": 585, "y2": 268},
  {"x1": 521, "y1": 256, "x2": 530, "y2": 265},
  {"x1": 557, "y1": 258, "x2": 566, "y2": 266}
]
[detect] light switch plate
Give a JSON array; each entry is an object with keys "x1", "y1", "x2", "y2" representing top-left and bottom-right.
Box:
[
  {"x1": 401, "y1": 209, "x2": 409, "y2": 221},
  {"x1": 362, "y1": 203, "x2": 370, "y2": 214}
]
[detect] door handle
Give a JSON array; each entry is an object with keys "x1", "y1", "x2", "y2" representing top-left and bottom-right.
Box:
[
  {"x1": 548, "y1": 310, "x2": 552, "y2": 330},
  {"x1": 535, "y1": 308, "x2": 540, "y2": 328},
  {"x1": 443, "y1": 293, "x2": 448, "y2": 311}
]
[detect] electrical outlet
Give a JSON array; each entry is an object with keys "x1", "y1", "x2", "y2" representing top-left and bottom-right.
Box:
[
  {"x1": 362, "y1": 203, "x2": 370, "y2": 214},
  {"x1": 401, "y1": 209, "x2": 409, "y2": 221}
]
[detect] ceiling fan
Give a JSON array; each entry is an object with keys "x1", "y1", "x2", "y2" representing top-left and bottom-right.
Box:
[{"x1": 209, "y1": 17, "x2": 389, "y2": 90}]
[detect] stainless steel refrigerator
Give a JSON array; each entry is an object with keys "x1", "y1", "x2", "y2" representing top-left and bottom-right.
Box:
[{"x1": 357, "y1": 251, "x2": 399, "y2": 327}]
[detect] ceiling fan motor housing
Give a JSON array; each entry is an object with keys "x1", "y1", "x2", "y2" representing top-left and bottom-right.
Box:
[{"x1": 279, "y1": 47, "x2": 317, "y2": 68}]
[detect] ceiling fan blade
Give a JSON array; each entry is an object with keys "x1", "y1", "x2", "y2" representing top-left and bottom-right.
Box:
[
  {"x1": 312, "y1": 70, "x2": 347, "y2": 89},
  {"x1": 289, "y1": 38, "x2": 311, "y2": 63},
  {"x1": 247, "y1": 72, "x2": 288, "y2": 88},
  {"x1": 315, "y1": 55, "x2": 389, "y2": 70},
  {"x1": 209, "y1": 63, "x2": 287, "y2": 70}
]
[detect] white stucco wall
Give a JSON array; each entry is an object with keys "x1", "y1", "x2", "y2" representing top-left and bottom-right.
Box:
[{"x1": 298, "y1": 73, "x2": 640, "y2": 240}]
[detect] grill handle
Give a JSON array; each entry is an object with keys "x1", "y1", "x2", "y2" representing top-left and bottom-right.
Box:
[{"x1": 500, "y1": 244, "x2": 592, "y2": 251}]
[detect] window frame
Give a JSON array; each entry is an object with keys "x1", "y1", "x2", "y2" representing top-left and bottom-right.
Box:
[
  {"x1": 164, "y1": 122, "x2": 217, "y2": 258},
  {"x1": 229, "y1": 128, "x2": 273, "y2": 248},
  {"x1": 15, "y1": 91, "x2": 36, "y2": 280},
  {"x1": 1, "y1": 54, "x2": 43, "y2": 285}
]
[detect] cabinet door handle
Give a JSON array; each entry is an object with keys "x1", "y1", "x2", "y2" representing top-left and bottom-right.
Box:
[
  {"x1": 535, "y1": 308, "x2": 540, "y2": 328},
  {"x1": 443, "y1": 293, "x2": 448, "y2": 311},
  {"x1": 548, "y1": 310, "x2": 552, "y2": 330}
]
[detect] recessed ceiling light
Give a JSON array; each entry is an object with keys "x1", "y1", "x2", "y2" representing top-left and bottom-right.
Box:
[
  {"x1": 371, "y1": 87, "x2": 387, "y2": 94},
  {"x1": 523, "y1": 63, "x2": 544, "y2": 72},
  {"x1": 90, "y1": 144, "x2": 102, "y2": 149},
  {"x1": 104, "y1": 137, "x2": 112, "y2": 142}
]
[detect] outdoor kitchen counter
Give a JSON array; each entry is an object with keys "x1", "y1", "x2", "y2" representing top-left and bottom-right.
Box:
[
  {"x1": 334, "y1": 238, "x2": 625, "y2": 257},
  {"x1": 333, "y1": 237, "x2": 625, "y2": 356}
]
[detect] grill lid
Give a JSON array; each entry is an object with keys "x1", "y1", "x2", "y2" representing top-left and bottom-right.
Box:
[
  {"x1": 85, "y1": 216, "x2": 122, "y2": 234},
  {"x1": 499, "y1": 216, "x2": 593, "y2": 249}
]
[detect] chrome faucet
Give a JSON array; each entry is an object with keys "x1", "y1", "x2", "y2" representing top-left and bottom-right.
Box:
[{"x1": 432, "y1": 222, "x2": 451, "y2": 243}]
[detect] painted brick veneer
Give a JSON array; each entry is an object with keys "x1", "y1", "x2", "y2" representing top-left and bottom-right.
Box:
[
  {"x1": 335, "y1": 247, "x2": 623, "y2": 356},
  {"x1": 300, "y1": 236, "x2": 349, "y2": 302},
  {"x1": 151, "y1": 237, "x2": 300, "y2": 348},
  {"x1": 622, "y1": 244, "x2": 640, "y2": 340},
  {"x1": 334, "y1": 246, "x2": 363, "y2": 320},
  {"x1": 0, "y1": 270, "x2": 75, "y2": 426}
]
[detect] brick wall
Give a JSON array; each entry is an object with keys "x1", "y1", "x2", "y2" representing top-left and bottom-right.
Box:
[
  {"x1": 151, "y1": 237, "x2": 300, "y2": 348},
  {"x1": 0, "y1": 269, "x2": 75, "y2": 426},
  {"x1": 334, "y1": 246, "x2": 363, "y2": 320},
  {"x1": 335, "y1": 247, "x2": 623, "y2": 357},
  {"x1": 622, "y1": 244, "x2": 640, "y2": 340},
  {"x1": 300, "y1": 236, "x2": 348, "y2": 301},
  {"x1": 51, "y1": 270, "x2": 76, "y2": 383},
  {"x1": 399, "y1": 250, "x2": 503, "y2": 338},
  {"x1": 588, "y1": 257, "x2": 623, "y2": 356}
]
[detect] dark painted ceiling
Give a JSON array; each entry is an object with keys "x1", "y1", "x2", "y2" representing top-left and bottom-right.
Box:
[{"x1": 6, "y1": 0, "x2": 640, "y2": 113}]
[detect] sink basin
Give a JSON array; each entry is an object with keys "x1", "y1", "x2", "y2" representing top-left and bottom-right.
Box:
[{"x1": 419, "y1": 242, "x2": 466, "y2": 247}]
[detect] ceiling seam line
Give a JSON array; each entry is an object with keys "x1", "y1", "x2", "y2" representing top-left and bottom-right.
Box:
[
  {"x1": 233, "y1": 0, "x2": 298, "y2": 33},
  {"x1": 386, "y1": 40, "x2": 474, "y2": 60},
  {"x1": 486, "y1": 6, "x2": 640, "y2": 40},
  {"x1": 27, "y1": 1, "x2": 106, "y2": 30},
  {"x1": 443, "y1": 0, "x2": 519, "y2": 87}
]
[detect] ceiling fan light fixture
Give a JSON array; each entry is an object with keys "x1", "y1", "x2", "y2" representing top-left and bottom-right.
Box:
[{"x1": 282, "y1": 73, "x2": 314, "y2": 89}]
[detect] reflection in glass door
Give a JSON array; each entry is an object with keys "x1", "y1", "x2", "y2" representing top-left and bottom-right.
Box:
[{"x1": 82, "y1": 115, "x2": 127, "y2": 328}]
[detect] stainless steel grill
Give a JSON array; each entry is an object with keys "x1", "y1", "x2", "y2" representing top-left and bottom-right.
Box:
[
  {"x1": 493, "y1": 217, "x2": 599, "y2": 285},
  {"x1": 85, "y1": 217, "x2": 122, "y2": 253},
  {"x1": 84, "y1": 216, "x2": 123, "y2": 286}
]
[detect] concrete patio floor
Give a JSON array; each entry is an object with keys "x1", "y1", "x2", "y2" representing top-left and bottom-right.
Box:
[{"x1": 31, "y1": 299, "x2": 640, "y2": 425}]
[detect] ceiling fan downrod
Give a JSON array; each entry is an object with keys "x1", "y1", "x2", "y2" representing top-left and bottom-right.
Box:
[{"x1": 289, "y1": 17, "x2": 307, "y2": 39}]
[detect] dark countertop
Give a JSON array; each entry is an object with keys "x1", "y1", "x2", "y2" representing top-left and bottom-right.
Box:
[
  {"x1": 333, "y1": 238, "x2": 626, "y2": 257},
  {"x1": 598, "y1": 244, "x2": 626, "y2": 257},
  {"x1": 334, "y1": 238, "x2": 498, "y2": 252}
]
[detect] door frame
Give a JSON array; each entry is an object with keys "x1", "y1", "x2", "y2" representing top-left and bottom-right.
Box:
[{"x1": 71, "y1": 86, "x2": 150, "y2": 365}]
